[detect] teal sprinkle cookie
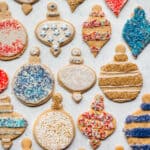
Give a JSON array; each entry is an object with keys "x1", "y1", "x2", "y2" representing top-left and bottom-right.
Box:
[{"x1": 123, "y1": 7, "x2": 150, "y2": 58}]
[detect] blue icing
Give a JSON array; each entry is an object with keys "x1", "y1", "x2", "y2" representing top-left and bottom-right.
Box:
[
  {"x1": 131, "y1": 145, "x2": 150, "y2": 150},
  {"x1": 0, "y1": 118, "x2": 27, "y2": 128},
  {"x1": 123, "y1": 7, "x2": 150, "y2": 58},
  {"x1": 125, "y1": 128, "x2": 150, "y2": 138},
  {"x1": 126, "y1": 115, "x2": 150, "y2": 123},
  {"x1": 13, "y1": 65, "x2": 54, "y2": 103},
  {"x1": 141, "y1": 103, "x2": 150, "y2": 111}
]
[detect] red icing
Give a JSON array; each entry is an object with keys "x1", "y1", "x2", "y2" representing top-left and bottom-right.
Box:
[
  {"x1": 105, "y1": 0, "x2": 128, "y2": 16},
  {"x1": 0, "y1": 69, "x2": 8, "y2": 93}
]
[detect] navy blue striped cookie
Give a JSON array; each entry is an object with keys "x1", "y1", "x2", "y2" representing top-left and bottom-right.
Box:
[{"x1": 124, "y1": 94, "x2": 150, "y2": 150}]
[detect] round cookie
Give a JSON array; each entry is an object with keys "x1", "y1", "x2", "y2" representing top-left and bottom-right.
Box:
[
  {"x1": 33, "y1": 93, "x2": 75, "y2": 150},
  {"x1": 0, "y1": 96, "x2": 27, "y2": 150},
  {"x1": 99, "y1": 44, "x2": 143, "y2": 102},
  {"x1": 0, "y1": 2, "x2": 28, "y2": 60},
  {"x1": 35, "y1": 2, "x2": 75, "y2": 57},
  {"x1": 0, "y1": 69, "x2": 8, "y2": 93},
  {"x1": 82, "y1": 5, "x2": 111, "y2": 57},
  {"x1": 58, "y1": 48, "x2": 96, "y2": 103},
  {"x1": 78, "y1": 94, "x2": 116, "y2": 149},
  {"x1": 12, "y1": 47, "x2": 55, "y2": 106},
  {"x1": 124, "y1": 94, "x2": 150, "y2": 150}
]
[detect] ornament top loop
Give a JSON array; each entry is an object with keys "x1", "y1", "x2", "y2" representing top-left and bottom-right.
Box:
[{"x1": 47, "y1": 2, "x2": 59, "y2": 18}]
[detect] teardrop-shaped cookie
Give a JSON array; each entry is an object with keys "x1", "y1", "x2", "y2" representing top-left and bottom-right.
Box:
[
  {"x1": 82, "y1": 5, "x2": 111, "y2": 57},
  {"x1": 99, "y1": 44, "x2": 143, "y2": 102}
]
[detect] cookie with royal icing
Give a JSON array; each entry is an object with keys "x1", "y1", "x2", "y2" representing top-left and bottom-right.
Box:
[
  {"x1": 124, "y1": 94, "x2": 150, "y2": 150},
  {"x1": 123, "y1": 7, "x2": 150, "y2": 58},
  {"x1": 0, "y1": 68, "x2": 8, "y2": 93},
  {"x1": 78, "y1": 94, "x2": 116, "y2": 149},
  {"x1": 82, "y1": 5, "x2": 111, "y2": 57},
  {"x1": 58, "y1": 48, "x2": 96, "y2": 103},
  {"x1": 99, "y1": 44, "x2": 143, "y2": 102},
  {"x1": 14, "y1": 0, "x2": 39, "y2": 15},
  {"x1": 35, "y1": 2, "x2": 75, "y2": 57},
  {"x1": 105, "y1": 0, "x2": 128, "y2": 17},
  {"x1": 0, "y1": 2, "x2": 28, "y2": 61},
  {"x1": 67, "y1": 0, "x2": 85, "y2": 12},
  {"x1": 0, "y1": 96, "x2": 27, "y2": 150},
  {"x1": 33, "y1": 93, "x2": 75, "y2": 150},
  {"x1": 12, "y1": 47, "x2": 55, "y2": 106}
]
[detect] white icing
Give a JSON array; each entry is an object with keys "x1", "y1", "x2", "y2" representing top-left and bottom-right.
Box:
[
  {"x1": 34, "y1": 111, "x2": 74, "y2": 150},
  {"x1": 15, "y1": 0, "x2": 38, "y2": 4},
  {"x1": 40, "y1": 31, "x2": 46, "y2": 38},
  {"x1": 61, "y1": 24, "x2": 68, "y2": 31},
  {"x1": 47, "y1": 36, "x2": 54, "y2": 42}
]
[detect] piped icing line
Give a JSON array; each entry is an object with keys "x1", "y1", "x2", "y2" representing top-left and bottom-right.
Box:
[
  {"x1": 0, "y1": 129, "x2": 23, "y2": 135},
  {"x1": 83, "y1": 19, "x2": 110, "y2": 28},
  {"x1": 131, "y1": 145, "x2": 150, "y2": 150},
  {"x1": 141, "y1": 103, "x2": 150, "y2": 111},
  {"x1": 125, "y1": 115, "x2": 150, "y2": 123},
  {"x1": 0, "y1": 118, "x2": 27, "y2": 128},
  {"x1": 125, "y1": 128, "x2": 150, "y2": 138},
  {"x1": 83, "y1": 32, "x2": 111, "y2": 41}
]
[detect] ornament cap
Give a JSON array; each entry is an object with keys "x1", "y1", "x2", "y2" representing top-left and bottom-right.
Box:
[
  {"x1": 29, "y1": 47, "x2": 41, "y2": 63},
  {"x1": 142, "y1": 94, "x2": 150, "y2": 103},
  {"x1": 21, "y1": 138, "x2": 32, "y2": 150},
  {"x1": 0, "y1": 2, "x2": 11, "y2": 20},
  {"x1": 47, "y1": 2, "x2": 59, "y2": 18},
  {"x1": 52, "y1": 93, "x2": 63, "y2": 109}
]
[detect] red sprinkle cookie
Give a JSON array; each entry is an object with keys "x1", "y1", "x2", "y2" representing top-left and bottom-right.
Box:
[
  {"x1": 0, "y1": 69, "x2": 8, "y2": 93},
  {"x1": 0, "y1": 2, "x2": 28, "y2": 60},
  {"x1": 78, "y1": 94, "x2": 116, "y2": 149},
  {"x1": 105, "y1": 0, "x2": 128, "y2": 17}
]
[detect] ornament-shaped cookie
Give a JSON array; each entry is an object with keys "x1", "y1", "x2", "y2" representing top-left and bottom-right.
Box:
[
  {"x1": 12, "y1": 47, "x2": 55, "y2": 106},
  {"x1": 124, "y1": 94, "x2": 150, "y2": 150},
  {"x1": 99, "y1": 44, "x2": 143, "y2": 102},
  {"x1": 0, "y1": 96, "x2": 27, "y2": 150},
  {"x1": 14, "y1": 0, "x2": 39, "y2": 15},
  {"x1": 67, "y1": 0, "x2": 85, "y2": 12},
  {"x1": 33, "y1": 93, "x2": 75, "y2": 150},
  {"x1": 82, "y1": 5, "x2": 111, "y2": 57},
  {"x1": 78, "y1": 94, "x2": 116, "y2": 149},
  {"x1": 0, "y1": 2, "x2": 28, "y2": 61},
  {"x1": 35, "y1": 2, "x2": 75, "y2": 57},
  {"x1": 58, "y1": 48, "x2": 96, "y2": 103},
  {"x1": 0, "y1": 68, "x2": 8, "y2": 93},
  {"x1": 105, "y1": 0, "x2": 128, "y2": 17},
  {"x1": 123, "y1": 7, "x2": 150, "y2": 58}
]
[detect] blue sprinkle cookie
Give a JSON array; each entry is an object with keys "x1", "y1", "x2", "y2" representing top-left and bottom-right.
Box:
[
  {"x1": 123, "y1": 7, "x2": 150, "y2": 58},
  {"x1": 124, "y1": 94, "x2": 150, "y2": 150},
  {"x1": 13, "y1": 47, "x2": 55, "y2": 106}
]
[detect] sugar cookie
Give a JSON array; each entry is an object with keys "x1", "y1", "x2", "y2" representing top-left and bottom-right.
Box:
[{"x1": 33, "y1": 93, "x2": 75, "y2": 150}]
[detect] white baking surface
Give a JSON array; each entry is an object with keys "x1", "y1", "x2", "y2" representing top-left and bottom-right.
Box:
[{"x1": 1, "y1": 0, "x2": 150, "y2": 149}]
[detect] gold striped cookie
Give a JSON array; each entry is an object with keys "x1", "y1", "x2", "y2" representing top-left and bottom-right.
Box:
[{"x1": 99, "y1": 44, "x2": 143, "y2": 102}]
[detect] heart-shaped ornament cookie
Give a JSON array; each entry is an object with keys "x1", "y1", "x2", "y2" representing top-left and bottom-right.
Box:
[{"x1": 105, "y1": 0, "x2": 128, "y2": 17}]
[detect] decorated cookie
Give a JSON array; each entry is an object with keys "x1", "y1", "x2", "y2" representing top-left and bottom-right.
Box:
[
  {"x1": 78, "y1": 94, "x2": 116, "y2": 149},
  {"x1": 33, "y1": 93, "x2": 75, "y2": 150},
  {"x1": 67, "y1": 0, "x2": 85, "y2": 12},
  {"x1": 35, "y1": 2, "x2": 75, "y2": 57},
  {"x1": 105, "y1": 0, "x2": 128, "y2": 17},
  {"x1": 0, "y1": 68, "x2": 8, "y2": 93},
  {"x1": 58, "y1": 48, "x2": 96, "y2": 103},
  {"x1": 0, "y1": 96, "x2": 27, "y2": 150},
  {"x1": 82, "y1": 5, "x2": 111, "y2": 57},
  {"x1": 123, "y1": 7, "x2": 150, "y2": 58},
  {"x1": 124, "y1": 94, "x2": 150, "y2": 150},
  {"x1": 0, "y1": 2, "x2": 28, "y2": 61},
  {"x1": 12, "y1": 47, "x2": 55, "y2": 106},
  {"x1": 21, "y1": 138, "x2": 32, "y2": 150},
  {"x1": 99, "y1": 44, "x2": 143, "y2": 102},
  {"x1": 14, "y1": 0, "x2": 39, "y2": 15}
]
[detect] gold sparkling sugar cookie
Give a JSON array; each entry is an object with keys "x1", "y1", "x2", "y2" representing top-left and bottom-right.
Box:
[
  {"x1": 78, "y1": 94, "x2": 116, "y2": 149},
  {"x1": 12, "y1": 47, "x2": 55, "y2": 106},
  {"x1": 99, "y1": 44, "x2": 143, "y2": 103},
  {"x1": 0, "y1": 96, "x2": 27, "y2": 150},
  {"x1": 124, "y1": 94, "x2": 150, "y2": 150},
  {"x1": 35, "y1": 2, "x2": 75, "y2": 57},
  {"x1": 82, "y1": 5, "x2": 111, "y2": 57},
  {"x1": 0, "y1": 2, "x2": 28, "y2": 61},
  {"x1": 21, "y1": 138, "x2": 32, "y2": 150},
  {"x1": 58, "y1": 48, "x2": 96, "y2": 103},
  {"x1": 33, "y1": 93, "x2": 75, "y2": 150},
  {"x1": 66, "y1": 0, "x2": 85, "y2": 12},
  {"x1": 14, "y1": 0, "x2": 39, "y2": 15}
]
